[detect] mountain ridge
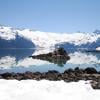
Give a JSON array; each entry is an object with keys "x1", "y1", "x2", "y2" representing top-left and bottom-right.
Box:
[{"x1": 0, "y1": 25, "x2": 100, "y2": 51}]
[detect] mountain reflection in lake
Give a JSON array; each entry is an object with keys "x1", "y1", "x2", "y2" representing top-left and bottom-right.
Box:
[
  {"x1": 0, "y1": 49, "x2": 34, "y2": 61},
  {"x1": 0, "y1": 49, "x2": 100, "y2": 74}
]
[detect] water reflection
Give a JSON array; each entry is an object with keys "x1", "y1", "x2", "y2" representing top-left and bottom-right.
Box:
[
  {"x1": 0, "y1": 49, "x2": 35, "y2": 61},
  {"x1": 50, "y1": 57, "x2": 67, "y2": 67},
  {"x1": 31, "y1": 56, "x2": 67, "y2": 67},
  {"x1": 0, "y1": 49, "x2": 100, "y2": 73},
  {"x1": 68, "y1": 51, "x2": 100, "y2": 64}
]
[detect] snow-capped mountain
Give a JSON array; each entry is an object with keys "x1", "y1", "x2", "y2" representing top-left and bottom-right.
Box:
[
  {"x1": 0, "y1": 26, "x2": 35, "y2": 48},
  {"x1": 0, "y1": 25, "x2": 100, "y2": 51}
]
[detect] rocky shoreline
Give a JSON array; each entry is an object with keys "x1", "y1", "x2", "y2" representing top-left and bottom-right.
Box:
[{"x1": 0, "y1": 67, "x2": 100, "y2": 89}]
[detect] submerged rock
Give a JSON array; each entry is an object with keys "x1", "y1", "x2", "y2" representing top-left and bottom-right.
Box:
[{"x1": 30, "y1": 48, "x2": 70, "y2": 67}]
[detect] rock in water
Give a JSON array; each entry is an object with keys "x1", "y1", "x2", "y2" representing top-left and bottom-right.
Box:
[{"x1": 30, "y1": 48, "x2": 70, "y2": 66}]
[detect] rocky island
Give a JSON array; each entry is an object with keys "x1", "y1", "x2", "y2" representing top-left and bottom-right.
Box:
[{"x1": 30, "y1": 48, "x2": 70, "y2": 66}]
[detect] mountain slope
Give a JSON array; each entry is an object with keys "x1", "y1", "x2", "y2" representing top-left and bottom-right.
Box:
[
  {"x1": 0, "y1": 25, "x2": 100, "y2": 51},
  {"x1": 0, "y1": 26, "x2": 35, "y2": 48},
  {"x1": 0, "y1": 34, "x2": 35, "y2": 48}
]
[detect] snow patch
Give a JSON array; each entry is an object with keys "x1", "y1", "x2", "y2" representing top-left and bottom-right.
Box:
[
  {"x1": 0, "y1": 26, "x2": 16, "y2": 40},
  {"x1": 0, "y1": 79, "x2": 99, "y2": 100},
  {"x1": 96, "y1": 47, "x2": 100, "y2": 51}
]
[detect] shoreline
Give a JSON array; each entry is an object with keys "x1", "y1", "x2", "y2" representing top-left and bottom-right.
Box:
[{"x1": 0, "y1": 67, "x2": 100, "y2": 89}]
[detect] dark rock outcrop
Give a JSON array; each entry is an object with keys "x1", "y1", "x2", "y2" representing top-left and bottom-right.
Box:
[
  {"x1": 30, "y1": 48, "x2": 70, "y2": 67},
  {"x1": 0, "y1": 67, "x2": 100, "y2": 89},
  {"x1": 84, "y1": 67, "x2": 97, "y2": 74}
]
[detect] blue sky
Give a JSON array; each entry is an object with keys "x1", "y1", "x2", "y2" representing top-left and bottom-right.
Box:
[{"x1": 0, "y1": 0, "x2": 100, "y2": 33}]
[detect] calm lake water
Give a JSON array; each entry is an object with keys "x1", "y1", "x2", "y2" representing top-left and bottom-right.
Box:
[{"x1": 0, "y1": 49, "x2": 100, "y2": 73}]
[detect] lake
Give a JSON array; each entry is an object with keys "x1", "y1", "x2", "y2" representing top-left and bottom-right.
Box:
[{"x1": 0, "y1": 49, "x2": 100, "y2": 74}]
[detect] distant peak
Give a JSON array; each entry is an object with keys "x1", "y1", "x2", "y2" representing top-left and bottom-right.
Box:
[{"x1": 93, "y1": 29, "x2": 100, "y2": 34}]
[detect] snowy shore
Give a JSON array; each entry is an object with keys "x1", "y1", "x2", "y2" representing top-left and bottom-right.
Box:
[{"x1": 0, "y1": 79, "x2": 100, "y2": 100}]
